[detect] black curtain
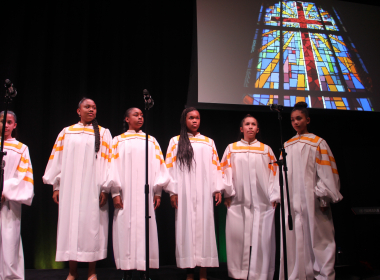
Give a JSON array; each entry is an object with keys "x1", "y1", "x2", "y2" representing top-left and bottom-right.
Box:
[
  {"x1": 0, "y1": 0, "x2": 194, "y2": 268},
  {"x1": 1, "y1": 0, "x2": 380, "y2": 271}
]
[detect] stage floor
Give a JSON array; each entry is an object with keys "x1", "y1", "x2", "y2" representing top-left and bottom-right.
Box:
[
  {"x1": 25, "y1": 266, "x2": 228, "y2": 280},
  {"x1": 25, "y1": 265, "x2": 380, "y2": 280}
]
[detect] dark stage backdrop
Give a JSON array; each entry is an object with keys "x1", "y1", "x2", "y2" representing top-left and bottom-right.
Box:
[{"x1": 1, "y1": 0, "x2": 379, "y2": 271}]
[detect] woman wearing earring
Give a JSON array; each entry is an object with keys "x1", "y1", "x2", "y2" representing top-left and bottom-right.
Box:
[
  {"x1": 43, "y1": 98, "x2": 112, "y2": 280},
  {"x1": 280, "y1": 102, "x2": 342, "y2": 280},
  {"x1": 165, "y1": 107, "x2": 224, "y2": 280},
  {"x1": 221, "y1": 114, "x2": 279, "y2": 280},
  {"x1": 108, "y1": 107, "x2": 170, "y2": 279},
  {"x1": 0, "y1": 111, "x2": 34, "y2": 280}
]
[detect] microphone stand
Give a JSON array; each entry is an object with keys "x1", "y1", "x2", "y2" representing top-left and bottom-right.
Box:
[
  {"x1": 143, "y1": 89, "x2": 154, "y2": 280},
  {"x1": 0, "y1": 80, "x2": 17, "y2": 204},
  {"x1": 269, "y1": 104, "x2": 293, "y2": 280}
]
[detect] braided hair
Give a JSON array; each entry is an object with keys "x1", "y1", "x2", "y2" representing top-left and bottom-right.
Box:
[
  {"x1": 177, "y1": 107, "x2": 198, "y2": 172},
  {"x1": 78, "y1": 98, "x2": 100, "y2": 157},
  {"x1": 0, "y1": 110, "x2": 18, "y2": 138}
]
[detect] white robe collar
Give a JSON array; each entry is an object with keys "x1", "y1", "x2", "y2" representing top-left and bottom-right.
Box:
[
  {"x1": 77, "y1": 122, "x2": 93, "y2": 127},
  {"x1": 187, "y1": 132, "x2": 201, "y2": 138},
  {"x1": 127, "y1": 130, "x2": 143, "y2": 134},
  {"x1": 240, "y1": 138, "x2": 258, "y2": 145}
]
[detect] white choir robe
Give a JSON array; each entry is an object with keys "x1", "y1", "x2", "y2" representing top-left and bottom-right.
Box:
[
  {"x1": 108, "y1": 131, "x2": 170, "y2": 270},
  {"x1": 42, "y1": 123, "x2": 113, "y2": 262},
  {"x1": 165, "y1": 133, "x2": 225, "y2": 268},
  {"x1": 280, "y1": 134, "x2": 343, "y2": 280},
  {"x1": 0, "y1": 138, "x2": 34, "y2": 280},
  {"x1": 221, "y1": 140, "x2": 280, "y2": 280}
]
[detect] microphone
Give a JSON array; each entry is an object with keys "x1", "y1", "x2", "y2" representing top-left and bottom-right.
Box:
[
  {"x1": 270, "y1": 104, "x2": 283, "y2": 112},
  {"x1": 4, "y1": 79, "x2": 17, "y2": 98},
  {"x1": 143, "y1": 89, "x2": 154, "y2": 109}
]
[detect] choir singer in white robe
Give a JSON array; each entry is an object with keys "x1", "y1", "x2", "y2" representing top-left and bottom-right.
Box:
[
  {"x1": 43, "y1": 98, "x2": 112, "y2": 280},
  {"x1": 221, "y1": 114, "x2": 279, "y2": 280},
  {"x1": 107, "y1": 107, "x2": 170, "y2": 279},
  {"x1": 166, "y1": 107, "x2": 225, "y2": 280},
  {"x1": 280, "y1": 102, "x2": 343, "y2": 280},
  {"x1": 0, "y1": 111, "x2": 34, "y2": 280}
]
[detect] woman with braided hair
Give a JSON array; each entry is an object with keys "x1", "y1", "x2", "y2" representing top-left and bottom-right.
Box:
[
  {"x1": 165, "y1": 107, "x2": 225, "y2": 280},
  {"x1": 43, "y1": 98, "x2": 113, "y2": 280}
]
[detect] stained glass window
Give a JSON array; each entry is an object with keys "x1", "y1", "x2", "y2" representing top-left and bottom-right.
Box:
[{"x1": 243, "y1": 1, "x2": 373, "y2": 111}]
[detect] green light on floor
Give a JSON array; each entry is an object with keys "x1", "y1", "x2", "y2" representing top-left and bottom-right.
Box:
[
  {"x1": 34, "y1": 213, "x2": 64, "y2": 269},
  {"x1": 218, "y1": 200, "x2": 227, "y2": 262}
]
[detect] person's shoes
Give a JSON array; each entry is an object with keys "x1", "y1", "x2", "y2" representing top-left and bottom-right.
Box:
[{"x1": 66, "y1": 274, "x2": 78, "y2": 280}]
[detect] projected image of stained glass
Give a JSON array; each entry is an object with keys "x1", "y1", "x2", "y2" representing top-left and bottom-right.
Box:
[
  {"x1": 283, "y1": 31, "x2": 308, "y2": 91},
  {"x1": 324, "y1": 97, "x2": 350, "y2": 110},
  {"x1": 255, "y1": 29, "x2": 280, "y2": 89},
  {"x1": 329, "y1": 34, "x2": 366, "y2": 92},
  {"x1": 319, "y1": 7, "x2": 339, "y2": 31},
  {"x1": 250, "y1": 94, "x2": 279, "y2": 105},
  {"x1": 302, "y1": 2, "x2": 324, "y2": 30},
  {"x1": 284, "y1": 95, "x2": 311, "y2": 107},
  {"x1": 265, "y1": 3, "x2": 281, "y2": 26},
  {"x1": 309, "y1": 33, "x2": 345, "y2": 92},
  {"x1": 243, "y1": 94, "x2": 279, "y2": 105},
  {"x1": 243, "y1": 1, "x2": 373, "y2": 111},
  {"x1": 282, "y1": 1, "x2": 300, "y2": 28},
  {"x1": 356, "y1": 98, "x2": 373, "y2": 111}
]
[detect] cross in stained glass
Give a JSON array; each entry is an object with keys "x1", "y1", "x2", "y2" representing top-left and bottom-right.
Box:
[{"x1": 271, "y1": 2, "x2": 332, "y2": 91}]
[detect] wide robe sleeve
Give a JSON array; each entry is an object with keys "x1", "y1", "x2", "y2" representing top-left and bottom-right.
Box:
[
  {"x1": 42, "y1": 128, "x2": 66, "y2": 191},
  {"x1": 99, "y1": 128, "x2": 113, "y2": 193},
  {"x1": 165, "y1": 137, "x2": 178, "y2": 196},
  {"x1": 3, "y1": 146, "x2": 34, "y2": 205},
  {"x1": 104, "y1": 135, "x2": 121, "y2": 197},
  {"x1": 314, "y1": 140, "x2": 343, "y2": 204},
  {"x1": 152, "y1": 138, "x2": 170, "y2": 197},
  {"x1": 220, "y1": 144, "x2": 235, "y2": 197},
  {"x1": 267, "y1": 147, "x2": 280, "y2": 203},
  {"x1": 210, "y1": 139, "x2": 224, "y2": 195}
]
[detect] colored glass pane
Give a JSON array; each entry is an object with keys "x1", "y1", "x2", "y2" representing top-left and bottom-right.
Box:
[
  {"x1": 302, "y1": 2, "x2": 320, "y2": 20},
  {"x1": 356, "y1": 98, "x2": 372, "y2": 111},
  {"x1": 284, "y1": 95, "x2": 310, "y2": 107},
  {"x1": 283, "y1": 31, "x2": 308, "y2": 91},
  {"x1": 309, "y1": 33, "x2": 345, "y2": 92},
  {"x1": 265, "y1": 3, "x2": 281, "y2": 26},
  {"x1": 323, "y1": 97, "x2": 349, "y2": 110},
  {"x1": 307, "y1": 24, "x2": 323, "y2": 30},
  {"x1": 282, "y1": 1, "x2": 298, "y2": 27},
  {"x1": 255, "y1": 29, "x2": 281, "y2": 89},
  {"x1": 319, "y1": 7, "x2": 339, "y2": 31},
  {"x1": 251, "y1": 94, "x2": 279, "y2": 105},
  {"x1": 329, "y1": 34, "x2": 366, "y2": 92},
  {"x1": 284, "y1": 22, "x2": 300, "y2": 28}
]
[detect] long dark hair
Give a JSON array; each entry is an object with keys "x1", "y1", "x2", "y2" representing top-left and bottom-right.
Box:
[
  {"x1": 238, "y1": 114, "x2": 260, "y2": 141},
  {"x1": 292, "y1": 101, "x2": 309, "y2": 118},
  {"x1": 0, "y1": 110, "x2": 18, "y2": 138},
  {"x1": 78, "y1": 98, "x2": 100, "y2": 156},
  {"x1": 177, "y1": 107, "x2": 198, "y2": 172},
  {"x1": 123, "y1": 107, "x2": 140, "y2": 132}
]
